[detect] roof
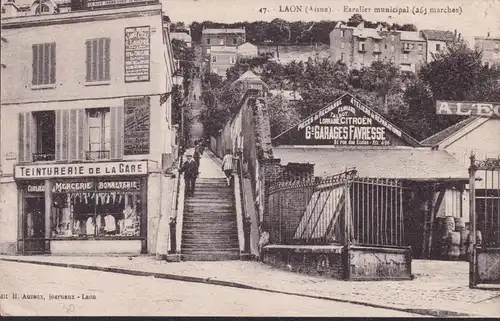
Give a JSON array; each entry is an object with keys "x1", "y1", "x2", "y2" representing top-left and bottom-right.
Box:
[
  {"x1": 421, "y1": 29, "x2": 456, "y2": 42},
  {"x1": 269, "y1": 89, "x2": 302, "y2": 101},
  {"x1": 273, "y1": 146, "x2": 470, "y2": 181},
  {"x1": 399, "y1": 31, "x2": 425, "y2": 42},
  {"x1": 237, "y1": 42, "x2": 257, "y2": 49},
  {"x1": 170, "y1": 32, "x2": 191, "y2": 42},
  {"x1": 231, "y1": 70, "x2": 269, "y2": 88},
  {"x1": 353, "y1": 27, "x2": 383, "y2": 40},
  {"x1": 202, "y1": 28, "x2": 245, "y2": 35},
  {"x1": 420, "y1": 117, "x2": 483, "y2": 146},
  {"x1": 210, "y1": 46, "x2": 237, "y2": 53}
]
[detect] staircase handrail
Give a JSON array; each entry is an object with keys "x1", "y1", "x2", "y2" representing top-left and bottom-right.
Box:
[
  {"x1": 234, "y1": 156, "x2": 246, "y2": 254},
  {"x1": 175, "y1": 155, "x2": 185, "y2": 254}
]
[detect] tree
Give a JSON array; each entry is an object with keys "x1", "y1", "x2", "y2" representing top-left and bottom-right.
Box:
[
  {"x1": 357, "y1": 60, "x2": 401, "y2": 112},
  {"x1": 266, "y1": 94, "x2": 302, "y2": 138},
  {"x1": 347, "y1": 14, "x2": 364, "y2": 26}
]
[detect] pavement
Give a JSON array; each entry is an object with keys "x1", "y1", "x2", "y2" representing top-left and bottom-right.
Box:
[
  {"x1": 0, "y1": 260, "x2": 422, "y2": 317},
  {"x1": 1, "y1": 255, "x2": 499, "y2": 317}
]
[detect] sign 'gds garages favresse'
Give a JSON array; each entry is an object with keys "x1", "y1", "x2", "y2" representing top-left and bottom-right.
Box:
[{"x1": 276, "y1": 94, "x2": 404, "y2": 146}]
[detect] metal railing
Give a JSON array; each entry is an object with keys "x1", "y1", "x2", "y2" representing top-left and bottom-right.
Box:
[
  {"x1": 32, "y1": 153, "x2": 55, "y2": 162},
  {"x1": 85, "y1": 150, "x2": 110, "y2": 160},
  {"x1": 268, "y1": 169, "x2": 404, "y2": 247}
]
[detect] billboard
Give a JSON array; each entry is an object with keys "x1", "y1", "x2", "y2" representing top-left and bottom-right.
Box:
[
  {"x1": 436, "y1": 101, "x2": 500, "y2": 119},
  {"x1": 279, "y1": 94, "x2": 405, "y2": 146}
]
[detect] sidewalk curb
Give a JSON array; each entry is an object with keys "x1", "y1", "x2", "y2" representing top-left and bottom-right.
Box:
[{"x1": 1, "y1": 257, "x2": 474, "y2": 317}]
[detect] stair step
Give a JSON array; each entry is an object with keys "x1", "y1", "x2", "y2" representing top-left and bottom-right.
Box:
[{"x1": 181, "y1": 251, "x2": 240, "y2": 261}]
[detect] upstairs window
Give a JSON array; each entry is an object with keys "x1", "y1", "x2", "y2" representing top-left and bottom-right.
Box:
[
  {"x1": 206, "y1": 38, "x2": 211, "y2": 45},
  {"x1": 212, "y1": 55, "x2": 216, "y2": 63},
  {"x1": 33, "y1": 111, "x2": 55, "y2": 161},
  {"x1": 418, "y1": 44, "x2": 423, "y2": 51},
  {"x1": 32, "y1": 43, "x2": 56, "y2": 86},
  {"x1": 340, "y1": 53, "x2": 345, "y2": 62},
  {"x1": 86, "y1": 38, "x2": 111, "y2": 83},
  {"x1": 230, "y1": 56, "x2": 236, "y2": 64},
  {"x1": 87, "y1": 108, "x2": 110, "y2": 160},
  {"x1": 233, "y1": 38, "x2": 237, "y2": 45},
  {"x1": 436, "y1": 44, "x2": 441, "y2": 51},
  {"x1": 341, "y1": 42, "x2": 345, "y2": 49}
]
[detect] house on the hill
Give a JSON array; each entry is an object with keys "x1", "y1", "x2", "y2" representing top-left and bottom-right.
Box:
[{"x1": 420, "y1": 29, "x2": 457, "y2": 61}]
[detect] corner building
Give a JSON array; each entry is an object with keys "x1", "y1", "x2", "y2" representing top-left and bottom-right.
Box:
[{"x1": 0, "y1": 3, "x2": 176, "y2": 255}]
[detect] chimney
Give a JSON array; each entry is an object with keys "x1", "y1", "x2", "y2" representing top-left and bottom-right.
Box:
[{"x1": 487, "y1": 32, "x2": 490, "y2": 37}]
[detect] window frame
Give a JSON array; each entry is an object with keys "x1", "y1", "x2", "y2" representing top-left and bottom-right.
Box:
[
  {"x1": 85, "y1": 38, "x2": 111, "y2": 86},
  {"x1": 31, "y1": 42, "x2": 56, "y2": 89},
  {"x1": 86, "y1": 108, "x2": 111, "y2": 160}
]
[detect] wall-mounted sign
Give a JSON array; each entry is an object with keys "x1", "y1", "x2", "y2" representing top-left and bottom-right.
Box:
[
  {"x1": 87, "y1": 0, "x2": 156, "y2": 9},
  {"x1": 124, "y1": 97, "x2": 150, "y2": 155},
  {"x1": 24, "y1": 180, "x2": 141, "y2": 192},
  {"x1": 125, "y1": 26, "x2": 151, "y2": 83},
  {"x1": 436, "y1": 101, "x2": 500, "y2": 118},
  {"x1": 14, "y1": 161, "x2": 148, "y2": 180},
  {"x1": 277, "y1": 94, "x2": 404, "y2": 146}
]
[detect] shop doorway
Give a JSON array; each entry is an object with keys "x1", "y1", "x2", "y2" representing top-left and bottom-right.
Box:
[{"x1": 23, "y1": 196, "x2": 46, "y2": 254}]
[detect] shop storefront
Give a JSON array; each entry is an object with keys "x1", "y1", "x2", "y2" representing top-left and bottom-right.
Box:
[{"x1": 15, "y1": 160, "x2": 149, "y2": 255}]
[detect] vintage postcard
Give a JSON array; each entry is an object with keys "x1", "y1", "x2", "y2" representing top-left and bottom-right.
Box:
[{"x1": 1, "y1": 0, "x2": 499, "y2": 317}]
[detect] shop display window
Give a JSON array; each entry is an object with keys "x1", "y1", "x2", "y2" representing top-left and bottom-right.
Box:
[{"x1": 51, "y1": 179, "x2": 142, "y2": 238}]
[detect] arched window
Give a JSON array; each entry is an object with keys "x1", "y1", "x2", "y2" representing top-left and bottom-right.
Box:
[{"x1": 35, "y1": 3, "x2": 50, "y2": 14}]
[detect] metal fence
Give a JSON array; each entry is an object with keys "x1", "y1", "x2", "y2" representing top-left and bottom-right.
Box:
[
  {"x1": 469, "y1": 156, "x2": 500, "y2": 287},
  {"x1": 267, "y1": 169, "x2": 404, "y2": 247}
]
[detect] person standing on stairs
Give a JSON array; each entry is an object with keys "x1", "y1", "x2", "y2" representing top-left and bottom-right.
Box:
[
  {"x1": 180, "y1": 153, "x2": 198, "y2": 196},
  {"x1": 221, "y1": 149, "x2": 234, "y2": 187},
  {"x1": 193, "y1": 140, "x2": 204, "y2": 173}
]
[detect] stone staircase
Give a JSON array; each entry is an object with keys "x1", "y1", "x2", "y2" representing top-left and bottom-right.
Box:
[{"x1": 181, "y1": 178, "x2": 240, "y2": 261}]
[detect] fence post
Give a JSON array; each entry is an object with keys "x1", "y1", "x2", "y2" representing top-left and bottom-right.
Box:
[{"x1": 469, "y1": 153, "x2": 477, "y2": 288}]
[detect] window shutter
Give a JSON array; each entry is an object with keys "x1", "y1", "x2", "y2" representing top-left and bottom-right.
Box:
[
  {"x1": 32, "y1": 45, "x2": 38, "y2": 85},
  {"x1": 91, "y1": 39, "x2": 98, "y2": 82},
  {"x1": 18, "y1": 112, "x2": 35, "y2": 162},
  {"x1": 104, "y1": 38, "x2": 110, "y2": 80},
  {"x1": 68, "y1": 109, "x2": 87, "y2": 161},
  {"x1": 43, "y1": 43, "x2": 49, "y2": 85},
  {"x1": 69, "y1": 109, "x2": 78, "y2": 160},
  {"x1": 110, "y1": 106, "x2": 124, "y2": 160},
  {"x1": 50, "y1": 43, "x2": 56, "y2": 84},
  {"x1": 78, "y1": 109, "x2": 86, "y2": 160},
  {"x1": 85, "y1": 40, "x2": 91, "y2": 82},
  {"x1": 98, "y1": 38, "x2": 104, "y2": 81},
  {"x1": 55, "y1": 110, "x2": 69, "y2": 161}
]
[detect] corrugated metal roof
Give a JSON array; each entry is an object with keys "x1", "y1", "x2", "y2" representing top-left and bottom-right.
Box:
[
  {"x1": 273, "y1": 146, "x2": 470, "y2": 181},
  {"x1": 421, "y1": 117, "x2": 482, "y2": 146},
  {"x1": 421, "y1": 29, "x2": 456, "y2": 42},
  {"x1": 202, "y1": 28, "x2": 245, "y2": 35}
]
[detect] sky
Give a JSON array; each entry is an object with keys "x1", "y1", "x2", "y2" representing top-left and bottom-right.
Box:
[{"x1": 161, "y1": 0, "x2": 500, "y2": 45}]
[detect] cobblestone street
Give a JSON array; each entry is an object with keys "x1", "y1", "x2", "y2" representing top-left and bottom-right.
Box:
[
  {"x1": 0, "y1": 260, "x2": 422, "y2": 317},
  {"x1": 1, "y1": 256, "x2": 499, "y2": 317}
]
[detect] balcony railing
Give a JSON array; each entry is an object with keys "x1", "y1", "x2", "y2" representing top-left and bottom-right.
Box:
[
  {"x1": 32, "y1": 153, "x2": 55, "y2": 162},
  {"x1": 85, "y1": 150, "x2": 110, "y2": 160}
]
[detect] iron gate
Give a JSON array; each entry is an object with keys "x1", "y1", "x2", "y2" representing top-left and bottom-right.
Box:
[{"x1": 469, "y1": 155, "x2": 500, "y2": 287}]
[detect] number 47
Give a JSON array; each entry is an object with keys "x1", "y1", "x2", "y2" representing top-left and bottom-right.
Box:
[{"x1": 259, "y1": 7, "x2": 268, "y2": 14}]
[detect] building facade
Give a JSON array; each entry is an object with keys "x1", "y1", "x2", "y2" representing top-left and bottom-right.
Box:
[
  {"x1": 208, "y1": 46, "x2": 237, "y2": 77},
  {"x1": 0, "y1": 3, "x2": 177, "y2": 255},
  {"x1": 201, "y1": 28, "x2": 245, "y2": 72},
  {"x1": 475, "y1": 34, "x2": 500, "y2": 68},
  {"x1": 330, "y1": 22, "x2": 439, "y2": 72},
  {"x1": 420, "y1": 29, "x2": 456, "y2": 62}
]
